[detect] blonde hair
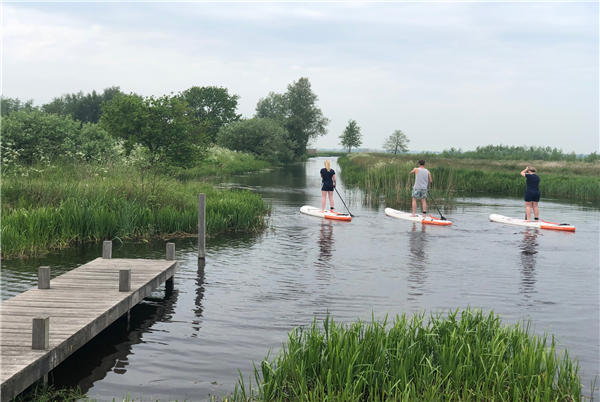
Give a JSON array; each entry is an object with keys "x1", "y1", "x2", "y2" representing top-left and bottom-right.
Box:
[
  {"x1": 527, "y1": 166, "x2": 537, "y2": 173},
  {"x1": 324, "y1": 160, "x2": 331, "y2": 172}
]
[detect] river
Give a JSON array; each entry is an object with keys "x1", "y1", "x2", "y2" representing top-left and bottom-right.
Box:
[{"x1": 1, "y1": 157, "x2": 598, "y2": 400}]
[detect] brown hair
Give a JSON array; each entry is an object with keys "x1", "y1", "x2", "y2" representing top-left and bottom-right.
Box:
[
  {"x1": 418, "y1": 160, "x2": 425, "y2": 166},
  {"x1": 528, "y1": 166, "x2": 536, "y2": 173}
]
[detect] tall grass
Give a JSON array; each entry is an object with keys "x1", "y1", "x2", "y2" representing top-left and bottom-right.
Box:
[
  {"x1": 228, "y1": 309, "x2": 589, "y2": 402},
  {"x1": 1, "y1": 157, "x2": 271, "y2": 259},
  {"x1": 338, "y1": 154, "x2": 600, "y2": 201}
]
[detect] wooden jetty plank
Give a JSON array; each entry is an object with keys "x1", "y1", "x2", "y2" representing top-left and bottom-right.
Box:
[{"x1": 0, "y1": 257, "x2": 179, "y2": 402}]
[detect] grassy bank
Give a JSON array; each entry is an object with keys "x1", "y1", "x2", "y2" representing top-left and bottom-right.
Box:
[
  {"x1": 229, "y1": 309, "x2": 588, "y2": 402},
  {"x1": 338, "y1": 154, "x2": 600, "y2": 201},
  {"x1": 1, "y1": 148, "x2": 272, "y2": 259}
]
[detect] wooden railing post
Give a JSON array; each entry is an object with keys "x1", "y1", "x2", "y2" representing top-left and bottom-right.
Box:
[
  {"x1": 38, "y1": 266, "x2": 50, "y2": 289},
  {"x1": 198, "y1": 194, "x2": 206, "y2": 259},
  {"x1": 119, "y1": 269, "x2": 131, "y2": 292},
  {"x1": 166, "y1": 243, "x2": 175, "y2": 261},
  {"x1": 32, "y1": 317, "x2": 49, "y2": 350},
  {"x1": 103, "y1": 241, "x2": 112, "y2": 259}
]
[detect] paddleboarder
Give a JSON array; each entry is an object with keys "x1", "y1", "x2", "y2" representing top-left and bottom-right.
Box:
[
  {"x1": 319, "y1": 160, "x2": 336, "y2": 212},
  {"x1": 410, "y1": 160, "x2": 432, "y2": 217},
  {"x1": 521, "y1": 166, "x2": 540, "y2": 221}
]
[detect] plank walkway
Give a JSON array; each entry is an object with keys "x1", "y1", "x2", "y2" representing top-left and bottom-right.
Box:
[{"x1": 0, "y1": 256, "x2": 179, "y2": 401}]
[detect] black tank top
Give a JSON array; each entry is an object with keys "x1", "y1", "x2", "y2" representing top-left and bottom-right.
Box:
[{"x1": 320, "y1": 168, "x2": 335, "y2": 183}]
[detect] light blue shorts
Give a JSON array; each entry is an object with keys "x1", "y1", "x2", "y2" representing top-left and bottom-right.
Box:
[{"x1": 412, "y1": 188, "x2": 428, "y2": 199}]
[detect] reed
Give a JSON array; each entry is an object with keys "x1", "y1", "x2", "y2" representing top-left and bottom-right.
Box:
[
  {"x1": 338, "y1": 154, "x2": 600, "y2": 201},
  {"x1": 228, "y1": 308, "x2": 589, "y2": 402},
  {"x1": 1, "y1": 159, "x2": 271, "y2": 259}
]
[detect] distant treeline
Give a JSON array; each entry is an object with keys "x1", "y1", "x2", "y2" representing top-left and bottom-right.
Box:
[
  {"x1": 1, "y1": 77, "x2": 329, "y2": 170},
  {"x1": 440, "y1": 145, "x2": 598, "y2": 163}
]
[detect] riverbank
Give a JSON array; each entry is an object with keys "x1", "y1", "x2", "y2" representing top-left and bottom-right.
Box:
[
  {"x1": 226, "y1": 309, "x2": 586, "y2": 402},
  {"x1": 338, "y1": 153, "x2": 600, "y2": 201},
  {"x1": 1, "y1": 148, "x2": 272, "y2": 259}
]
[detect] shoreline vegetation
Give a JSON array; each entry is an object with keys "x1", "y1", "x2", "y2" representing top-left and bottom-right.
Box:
[
  {"x1": 1, "y1": 147, "x2": 273, "y2": 260},
  {"x1": 224, "y1": 308, "x2": 589, "y2": 402},
  {"x1": 337, "y1": 152, "x2": 600, "y2": 205}
]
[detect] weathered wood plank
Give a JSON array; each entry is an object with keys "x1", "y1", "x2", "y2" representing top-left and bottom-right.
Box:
[{"x1": 0, "y1": 258, "x2": 179, "y2": 402}]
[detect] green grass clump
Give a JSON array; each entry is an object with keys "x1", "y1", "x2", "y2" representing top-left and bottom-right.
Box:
[
  {"x1": 338, "y1": 154, "x2": 600, "y2": 201},
  {"x1": 229, "y1": 309, "x2": 587, "y2": 402},
  {"x1": 1, "y1": 156, "x2": 271, "y2": 259}
]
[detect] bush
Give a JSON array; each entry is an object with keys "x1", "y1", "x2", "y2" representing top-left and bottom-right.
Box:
[{"x1": 217, "y1": 118, "x2": 294, "y2": 164}]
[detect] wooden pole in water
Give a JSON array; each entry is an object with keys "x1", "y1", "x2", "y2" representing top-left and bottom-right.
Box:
[
  {"x1": 166, "y1": 243, "x2": 175, "y2": 292},
  {"x1": 198, "y1": 194, "x2": 206, "y2": 259}
]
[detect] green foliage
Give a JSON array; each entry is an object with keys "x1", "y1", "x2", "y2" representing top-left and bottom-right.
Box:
[
  {"x1": 255, "y1": 77, "x2": 329, "y2": 158},
  {"x1": 229, "y1": 309, "x2": 584, "y2": 401},
  {"x1": 217, "y1": 118, "x2": 294, "y2": 164},
  {"x1": 101, "y1": 93, "x2": 206, "y2": 169},
  {"x1": 584, "y1": 151, "x2": 599, "y2": 163},
  {"x1": 42, "y1": 86, "x2": 122, "y2": 124},
  {"x1": 1, "y1": 161, "x2": 271, "y2": 259},
  {"x1": 1, "y1": 96, "x2": 37, "y2": 116},
  {"x1": 339, "y1": 119, "x2": 362, "y2": 153},
  {"x1": 441, "y1": 144, "x2": 587, "y2": 162},
  {"x1": 338, "y1": 153, "x2": 600, "y2": 201},
  {"x1": 383, "y1": 129, "x2": 410, "y2": 155},
  {"x1": 180, "y1": 86, "x2": 242, "y2": 143}
]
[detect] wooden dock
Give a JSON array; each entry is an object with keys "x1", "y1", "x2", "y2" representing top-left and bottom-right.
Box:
[{"x1": 0, "y1": 242, "x2": 180, "y2": 401}]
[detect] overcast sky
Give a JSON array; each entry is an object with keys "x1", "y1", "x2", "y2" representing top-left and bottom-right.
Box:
[{"x1": 2, "y1": 2, "x2": 598, "y2": 153}]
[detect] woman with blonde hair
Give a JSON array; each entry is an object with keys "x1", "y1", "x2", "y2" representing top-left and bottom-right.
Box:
[
  {"x1": 319, "y1": 160, "x2": 336, "y2": 212},
  {"x1": 520, "y1": 166, "x2": 540, "y2": 221}
]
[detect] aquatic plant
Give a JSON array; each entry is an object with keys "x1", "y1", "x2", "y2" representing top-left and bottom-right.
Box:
[{"x1": 229, "y1": 309, "x2": 589, "y2": 402}]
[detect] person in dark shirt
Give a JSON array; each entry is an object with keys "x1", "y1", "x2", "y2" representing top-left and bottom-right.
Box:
[
  {"x1": 520, "y1": 166, "x2": 541, "y2": 221},
  {"x1": 319, "y1": 160, "x2": 336, "y2": 212}
]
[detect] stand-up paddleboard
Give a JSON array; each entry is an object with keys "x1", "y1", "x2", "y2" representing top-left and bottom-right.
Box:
[
  {"x1": 300, "y1": 206, "x2": 352, "y2": 221},
  {"x1": 489, "y1": 214, "x2": 575, "y2": 232},
  {"x1": 384, "y1": 208, "x2": 452, "y2": 226}
]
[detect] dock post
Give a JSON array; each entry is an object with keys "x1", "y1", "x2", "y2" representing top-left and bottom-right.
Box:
[
  {"x1": 103, "y1": 241, "x2": 112, "y2": 259},
  {"x1": 119, "y1": 269, "x2": 131, "y2": 292},
  {"x1": 166, "y1": 243, "x2": 175, "y2": 292},
  {"x1": 38, "y1": 266, "x2": 50, "y2": 289},
  {"x1": 198, "y1": 193, "x2": 206, "y2": 259},
  {"x1": 32, "y1": 317, "x2": 49, "y2": 350}
]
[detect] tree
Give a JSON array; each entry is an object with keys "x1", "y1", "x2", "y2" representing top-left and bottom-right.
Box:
[
  {"x1": 101, "y1": 93, "x2": 206, "y2": 190},
  {"x1": 255, "y1": 77, "x2": 329, "y2": 158},
  {"x1": 217, "y1": 118, "x2": 294, "y2": 164},
  {"x1": 339, "y1": 119, "x2": 362, "y2": 153},
  {"x1": 180, "y1": 86, "x2": 242, "y2": 143},
  {"x1": 1, "y1": 96, "x2": 37, "y2": 116},
  {"x1": 42, "y1": 86, "x2": 123, "y2": 124},
  {"x1": 383, "y1": 129, "x2": 410, "y2": 155}
]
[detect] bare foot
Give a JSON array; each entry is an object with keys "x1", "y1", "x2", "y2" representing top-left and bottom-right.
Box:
[
  {"x1": 409, "y1": 214, "x2": 416, "y2": 217},
  {"x1": 319, "y1": 210, "x2": 325, "y2": 213}
]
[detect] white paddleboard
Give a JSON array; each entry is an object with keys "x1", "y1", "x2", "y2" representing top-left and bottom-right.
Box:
[
  {"x1": 384, "y1": 208, "x2": 452, "y2": 226},
  {"x1": 489, "y1": 214, "x2": 575, "y2": 232},
  {"x1": 300, "y1": 206, "x2": 352, "y2": 221}
]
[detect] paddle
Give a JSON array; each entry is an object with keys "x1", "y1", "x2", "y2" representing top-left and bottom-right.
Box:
[
  {"x1": 427, "y1": 190, "x2": 446, "y2": 220},
  {"x1": 334, "y1": 187, "x2": 355, "y2": 217}
]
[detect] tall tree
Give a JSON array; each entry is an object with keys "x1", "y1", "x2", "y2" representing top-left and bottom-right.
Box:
[
  {"x1": 101, "y1": 93, "x2": 206, "y2": 190},
  {"x1": 1, "y1": 96, "x2": 37, "y2": 116},
  {"x1": 180, "y1": 86, "x2": 242, "y2": 143},
  {"x1": 42, "y1": 86, "x2": 123, "y2": 124},
  {"x1": 383, "y1": 129, "x2": 410, "y2": 155},
  {"x1": 255, "y1": 77, "x2": 329, "y2": 158},
  {"x1": 339, "y1": 119, "x2": 362, "y2": 153}
]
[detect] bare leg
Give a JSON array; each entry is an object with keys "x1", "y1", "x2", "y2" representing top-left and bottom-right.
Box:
[
  {"x1": 532, "y1": 201, "x2": 539, "y2": 219},
  {"x1": 411, "y1": 197, "x2": 417, "y2": 216},
  {"x1": 328, "y1": 191, "x2": 334, "y2": 210},
  {"x1": 320, "y1": 191, "x2": 327, "y2": 212},
  {"x1": 525, "y1": 201, "x2": 532, "y2": 221},
  {"x1": 421, "y1": 199, "x2": 427, "y2": 216}
]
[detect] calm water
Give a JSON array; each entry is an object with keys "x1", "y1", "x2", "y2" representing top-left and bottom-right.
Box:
[{"x1": 2, "y1": 157, "x2": 599, "y2": 400}]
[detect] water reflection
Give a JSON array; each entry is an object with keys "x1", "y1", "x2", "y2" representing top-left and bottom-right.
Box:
[
  {"x1": 519, "y1": 229, "x2": 538, "y2": 300},
  {"x1": 51, "y1": 286, "x2": 179, "y2": 393},
  {"x1": 407, "y1": 223, "x2": 428, "y2": 300},
  {"x1": 192, "y1": 260, "x2": 206, "y2": 335},
  {"x1": 316, "y1": 222, "x2": 334, "y2": 270}
]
